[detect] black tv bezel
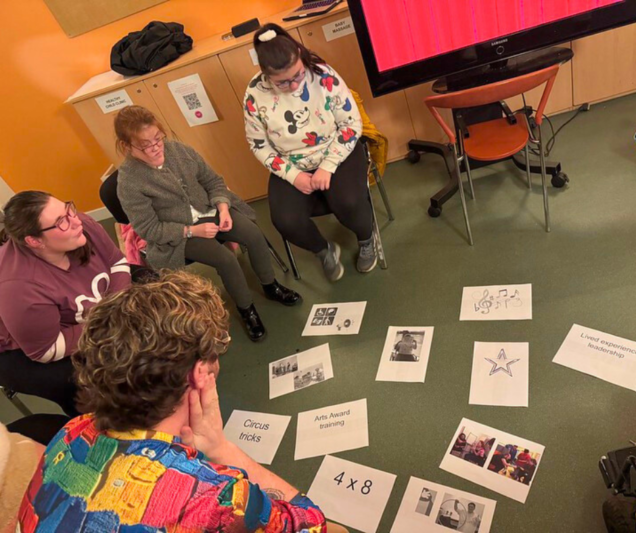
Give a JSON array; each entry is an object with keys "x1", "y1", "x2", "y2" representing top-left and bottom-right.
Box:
[{"x1": 347, "y1": 0, "x2": 636, "y2": 97}]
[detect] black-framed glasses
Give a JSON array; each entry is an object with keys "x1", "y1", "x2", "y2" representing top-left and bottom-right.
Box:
[
  {"x1": 41, "y1": 201, "x2": 78, "y2": 232},
  {"x1": 131, "y1": 134, "x2": 166, "y2": 154},
  {"x1": 272, "y1": 68, "x2": 306, "y2": 89}
]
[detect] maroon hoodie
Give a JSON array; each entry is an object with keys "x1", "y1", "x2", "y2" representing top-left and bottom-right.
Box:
[{"x1": 0, "y1": 213, "x2": 130, "y2": 362}]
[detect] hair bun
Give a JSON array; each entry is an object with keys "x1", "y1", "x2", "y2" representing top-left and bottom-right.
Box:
[{"x1": 258, "y1": 29, "x2": 277, "y2": 43}]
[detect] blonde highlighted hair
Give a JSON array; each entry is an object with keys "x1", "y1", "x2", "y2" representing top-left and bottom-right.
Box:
[{"x1": 73, "y1": 270, "x2": 229, "y2": 431}]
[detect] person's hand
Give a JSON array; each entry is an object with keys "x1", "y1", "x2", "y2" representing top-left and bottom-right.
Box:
[
  {"x1": 218, "y1": 207, "x2": 233, "y2": 232},
  {"x1": 180, "y1": 372, "x2": 228, "y2": 460},
  {"x1": 192, "y1": 223, "x2": 219, "y2": 239},
  {"x1": 293, "y1": 172, "x2": 314, "y2": 195},
  {"x1": 311, "y1": 168, "x2": 332, "y2": 191}
]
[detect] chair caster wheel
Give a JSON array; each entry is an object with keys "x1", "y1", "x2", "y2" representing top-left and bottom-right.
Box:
[
  {"x1": 407, "y1": 150, "x2": 421, "y2": 164},
  {"x1": 551, "y1": 172, "x2": 569, "y2": 188},
  {"x1": 428, "y1": 205, "x2": 442, "y2": 218}
]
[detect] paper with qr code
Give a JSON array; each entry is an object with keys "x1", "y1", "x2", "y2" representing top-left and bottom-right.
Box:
[{"x1": 167, "y1": 73, "x2": 219, "y2": 127}]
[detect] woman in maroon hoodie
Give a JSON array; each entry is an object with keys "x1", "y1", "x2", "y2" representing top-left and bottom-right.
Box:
[{"x1": 0, "y1": 191, "x2": 132, "y2": 416}]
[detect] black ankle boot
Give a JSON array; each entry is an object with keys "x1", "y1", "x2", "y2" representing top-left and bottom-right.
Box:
[
  {"x1": 263, "y1": 280, "x2": 302, "y2": 306},
  {"x1": 238, "y1": 304, "x2": 267, "y2": 342}
]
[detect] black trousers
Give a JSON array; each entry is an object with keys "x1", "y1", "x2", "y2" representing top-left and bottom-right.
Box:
[
  {"x1": 268, "y1": 142, "x2": 373, "y2": 254},
  {"x1": 184, "y1": 209, "x2": 275, "y2": 309},
  {"x1": 0, "y1": 265, "x2": 154, "y2": 417}
]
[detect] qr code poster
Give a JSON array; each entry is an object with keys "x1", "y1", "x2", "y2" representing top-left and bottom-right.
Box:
[
  {"x1": 302, "y1": 302, "x2": 367, "y2": 336},
  {"x1": 167, "y1": 73, "x2": 219, "y2": 127}
]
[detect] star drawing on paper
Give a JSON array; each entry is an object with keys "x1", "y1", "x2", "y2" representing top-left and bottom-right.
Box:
[{"x1": 485, "y1": 349, "x2": 520, "y2": 377}]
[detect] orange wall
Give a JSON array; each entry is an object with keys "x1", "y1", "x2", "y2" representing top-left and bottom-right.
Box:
[{"x1": 0, "y1": 0, "x2": 297, "y2": 211}]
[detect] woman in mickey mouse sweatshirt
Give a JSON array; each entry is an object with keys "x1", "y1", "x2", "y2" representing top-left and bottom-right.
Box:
[{"x1": 244, "y1": 23, "x2": 375, "y2": 281}]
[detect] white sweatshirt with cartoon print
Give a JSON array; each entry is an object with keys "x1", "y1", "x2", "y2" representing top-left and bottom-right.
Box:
[{"x1": 243, "y1": 63, "x2": 363, "y2": 185}]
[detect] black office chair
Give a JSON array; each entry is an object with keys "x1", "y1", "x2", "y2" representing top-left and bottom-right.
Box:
[
  {"x1": 99, "y1": 170, "x2": 290, "y2": 273},
  {"x1": 283, "y1": 138, "x2": 394, "y2": 280}
]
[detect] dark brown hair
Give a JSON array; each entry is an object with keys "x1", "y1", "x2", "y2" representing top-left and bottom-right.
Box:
[
  {"x1": 114, "y1": 105, "x2": 167, "y2": 155},
  {"x1": 73, "y1": 270, "x2": 230, "y2": 432},
  {"x1": 0, "y1": 191, "x2": 93, "y2": 265},
  {"x1": 253, "y1": 23, "x2": 325, "y2": 76}
]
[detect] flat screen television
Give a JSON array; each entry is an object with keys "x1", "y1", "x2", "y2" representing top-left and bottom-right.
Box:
[{"x1": 347, "y1": 0, "x2": 636, "y2": 96}]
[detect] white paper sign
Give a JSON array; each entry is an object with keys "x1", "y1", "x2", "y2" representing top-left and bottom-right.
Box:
[
  {"x1": 302, "y1": 302, "x2": 367, "y2": 336},
  {"x1": 269, "y1": 344, "x2": 333, "y2": 399},
  {"x1": 440, "y1": 418, "x2": 545, "y2": 503},
  {"x1": 95, "y1": 89, "x2": 132, "y2": 114},
  {"x1": 248, "y1": 48, "x2": 259, "y2": 66},
  {"x1": 295, "y1": 399, "x2": 368, "y2": 460},
  {"x1": 553, "y1": 324, "x2": 636, "y2": 392},
  {"x1": 460, "y1": 284, "x2": 532, "y2": 321},
  {"x1": 470, "y1": 342, "x2": 529, "y2": 407},
  {"x1": 322, "y1": 16, "x2": 356, "y2": 42},
  {"x1": 308, "y1": 455, "x2": 396, "y2": 533},
  {"x1": 391, "y1": 476, "x2": 496, "y2": 533},
  {"x1": 223, "y1": 410, "x2": 291, "y2": 465},
  {"x1": 167, "y1": 73, "x2": 219, "y2": 127},
  {"x1": 376, "y1": 326, "x2": 434, "y2": 383}
]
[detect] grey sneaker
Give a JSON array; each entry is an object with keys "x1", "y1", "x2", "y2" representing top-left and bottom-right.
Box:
[
  {"x1": 317, "y1": 241, "x2": 344, "y2": 282},
  {"x1": 357, "y1": 237, "x2": 377, "y2": 273}
]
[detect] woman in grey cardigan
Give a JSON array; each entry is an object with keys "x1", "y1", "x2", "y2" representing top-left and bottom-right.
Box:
[{"x1": 115, "y1": 106, "x2": 301, "y2": 341}]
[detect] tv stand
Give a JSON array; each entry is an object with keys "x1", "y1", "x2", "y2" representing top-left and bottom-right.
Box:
[{"x1": 408, "y1": 46, "x2": 573, "y2": 218}]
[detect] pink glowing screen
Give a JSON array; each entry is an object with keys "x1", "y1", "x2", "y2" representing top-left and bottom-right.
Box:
[{"x1": 360, "y1": 0, "x2": 624, "y2": 71}]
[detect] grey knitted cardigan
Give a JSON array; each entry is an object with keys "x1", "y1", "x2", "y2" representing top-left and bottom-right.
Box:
[{"x1": 117, "y1": 140, "x2": 256, "y2": 269}]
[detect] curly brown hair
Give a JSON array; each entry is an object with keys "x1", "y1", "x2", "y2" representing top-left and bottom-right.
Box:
[{"x1": 73, "y1": 270, "x2": 229, "y2": 431}]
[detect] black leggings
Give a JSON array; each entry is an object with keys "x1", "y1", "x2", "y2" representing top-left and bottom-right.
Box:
[{"x1": 268, "y1": 142, "x2": 373, "y2": 254}]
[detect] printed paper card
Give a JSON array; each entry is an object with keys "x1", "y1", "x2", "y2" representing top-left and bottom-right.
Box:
[
  {"x1": 167, "y1": 73, "x2": 219, "y2": 127},
  {"x1": 223, "y1": 410, "x2": 291, "y2": 465},
  {"x1": 269, "y1": 344, "x2": 333, "y2": 399},
  {"x1": 553, "y1": 324, "x2": 636, "y2": 392},
  {"x1": 308, "y1": 455, "x2": 396, "y2": 533},
  {"x1": 440, "y1": 418, "x2": 545, "y2": 503},
  {"x1": 391, "y1": 476, "x2": 496, "y2": 533},
  {"x1": 469, "y1": 342, "x2": 529, "y2": 407},
  {"x1": 295, "y1": 399, "x2": 368, "y2": 460},
  {"x1": 302, "y1": 302, "x2": 367, "y2": 336},
  {"x1": 376, "y1": 326, "x2": 434, "y2": 383},
  {"x1": 460, "y1": 284, "x2": 532, "y2": 321}
]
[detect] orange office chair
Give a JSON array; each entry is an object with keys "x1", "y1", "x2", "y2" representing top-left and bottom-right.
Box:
[{"x1": 425, "y1": 64, "x2": 559, "y2": 245}]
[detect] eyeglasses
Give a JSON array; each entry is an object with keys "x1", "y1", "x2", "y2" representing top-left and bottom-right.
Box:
[
  {"x1": 41, "y1": 201, "x2": 78, "y2": 232},
  {"x1": 131, "y1": 134, "x2": 166, "y2": 154},
  {"x1": 272, "y1": 68, "x2": 306, "y2": 89},
  {"x1": 213, "y1": 332, "x2": 232, "y2": 356}
]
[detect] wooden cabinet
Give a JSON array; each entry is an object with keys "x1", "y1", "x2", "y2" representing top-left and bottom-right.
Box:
[
  {"x1": 144, "y1": 55, "x2": 269, "y2": 200},
  {"x1": 572, "y1": 26, "x2": 636, "y2": 104},
  {"x1": 72, "y1": 81, "x2": 168, "y2": 165},
  {"x1": 296, "y1": 12, "x2": 416, "y2": 161}
]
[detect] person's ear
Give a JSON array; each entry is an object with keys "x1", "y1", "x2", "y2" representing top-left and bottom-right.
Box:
[
  {"x1": 190, "y1": 360, "x2": 209, "y2": 390},
  {"x1": 24, "y1": 235, "x2": 44, "y2": 249}
]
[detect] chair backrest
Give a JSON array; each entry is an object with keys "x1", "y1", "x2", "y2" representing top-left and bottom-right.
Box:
[
  {"x1": 425, "y1": 64, "x2": 560, "y2": 144},
  {"x1": 99, "y1": 170, "x2": 130, "y2": 224}
]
